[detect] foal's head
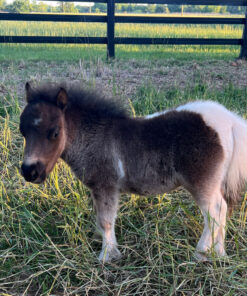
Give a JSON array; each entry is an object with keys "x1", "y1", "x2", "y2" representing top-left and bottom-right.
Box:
[{"x1": 20, "y1": 82, "x2": 68, "y2": 183}]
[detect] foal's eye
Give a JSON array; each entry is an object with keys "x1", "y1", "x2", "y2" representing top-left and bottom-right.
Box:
[{"x1": 48, "y1": 127, "x2": 60, "y2": 140}]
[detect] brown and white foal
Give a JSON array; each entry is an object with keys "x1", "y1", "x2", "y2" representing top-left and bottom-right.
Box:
[{"x1": 20, "y1": 82, "x2": 247, "y2": 262}]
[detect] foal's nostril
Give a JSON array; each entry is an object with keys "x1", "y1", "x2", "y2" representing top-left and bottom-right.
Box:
[{"x1": 21, "y1": 163, "x2": 39, "y2": 182}]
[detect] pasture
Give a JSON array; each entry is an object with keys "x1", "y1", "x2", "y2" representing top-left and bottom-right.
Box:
[
  {"x1": 0, "y1": 18, "x2": 243, "y2": 60},
  {"x1": 0, "y1": 17, "x2": 247, "y2": 295}
]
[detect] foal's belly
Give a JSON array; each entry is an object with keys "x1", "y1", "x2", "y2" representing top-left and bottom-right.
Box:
[
  {"x1": 120, "y1": 176, "x2": 178, "y2": 196},
  {"x1": 119, "y1": 157, "x2": 179, "y2": 195}
]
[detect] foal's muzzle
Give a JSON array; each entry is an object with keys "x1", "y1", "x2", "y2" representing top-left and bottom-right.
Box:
[{"x1": 21, "y1": 161, "x2": 46, "y2": 184}]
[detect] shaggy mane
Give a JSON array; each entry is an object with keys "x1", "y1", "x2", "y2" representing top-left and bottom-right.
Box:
[{"x1": 27, "y1": 82, "x2": 128, "y2": 120}]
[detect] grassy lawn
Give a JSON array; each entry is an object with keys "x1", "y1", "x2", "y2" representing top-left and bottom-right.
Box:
[
  {"x1": 0, "y1": 43, "x2": 241, "y2": 61},
  {"x1": 0, "y1": 12, "x2": 246, "y2": 295},
  {"x1": 0, "y1": 57, "x2": 247, "y2": 294}
]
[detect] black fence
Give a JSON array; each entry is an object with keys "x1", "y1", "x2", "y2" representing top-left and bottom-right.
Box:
[{"x1": 1, "y1": 0, "x2": 247, "y2": 58}]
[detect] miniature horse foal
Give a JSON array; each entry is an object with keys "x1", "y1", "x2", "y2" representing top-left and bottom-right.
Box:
[{"x1": 20, "y1": 82, "x2": 247, "y2": 262}]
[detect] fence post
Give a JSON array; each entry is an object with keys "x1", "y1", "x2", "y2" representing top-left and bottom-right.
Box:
[
  {"x1": 107, "y1": 0, "x2": 115, "y2": 59},
  {"x1": 240, "y1": 11, "x2": 247, "y2": 59}
]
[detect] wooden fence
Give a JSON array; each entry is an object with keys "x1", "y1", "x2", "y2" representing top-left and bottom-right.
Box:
[{"x1": 1, "y1": 0, "x2": 247, "y2": 58}]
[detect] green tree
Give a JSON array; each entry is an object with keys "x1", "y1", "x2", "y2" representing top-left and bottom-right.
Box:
[
  {"x1": 59, "y1": 2, "x2": 78, "y2": 13},
  {"x1": 227, "y1": 6, "x2": 245, "y2": 14},
  {"x1": 155, "y1": 5, "x2": 169, "y2": 14},
  {"x1": 47, "y1": 5, "x2": 58, "y2": 12},
  {"x1": 126, "y1": 4, "x2": 133, "y2": 13},
  {"x1": 115, "y1": 4, "x2": 123, "y2": 13},
  {"x1": 168, "y1": 5, "x2": 181, "y2": 13},
  {"x1": 92, "y1": 3, "x2": 106, "y2": 13},
  {"x1": 147, "y1": 4, "x2": 156, "y2": 13},
  {"x1": 7, "y1": 0, "x2": 32, "y2": 13},
  {"x1": 0, "y1": 0, "x2": 6, "y2": 10},
  {"x1": 155, "y1": 5, "x2": 164, "y2": 13},
  {"x1": 31, "y1": 0, "x2": 48, "y2": 12},
  {"x1": 75, "y1": 5, "x2": 90, "y2": 13},
  {"x1": 37, "y1": 2, "x2": 48, "y2": 12},
  {"x1": 220, "y1": 6, "x2": 227, "y2": 14}
]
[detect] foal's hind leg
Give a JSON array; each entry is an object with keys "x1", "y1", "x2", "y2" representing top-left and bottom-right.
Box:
[
  {"x1": 93, "y1": 188, "x2": 121, "y2": 263},
  {"x1": 195, "y1": 189, "x2": 227, "y2": 261}
]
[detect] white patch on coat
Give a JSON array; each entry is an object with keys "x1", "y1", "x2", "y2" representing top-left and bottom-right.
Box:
[
  {"x1": 118, "y1": 159, "x2": 125, "y2": 178},
  {"x1": 177, "y1": 101, "x2": 247, "y2": 200},
  {"x1": 33, "y1": 117, "x2": 42, "y2": 126},
  {"x1": 145, "y1": 110, "x2": 168, "y2": 119},
  {"x1": 144, "y1": 100, "x2": 247, "y2": 202}
]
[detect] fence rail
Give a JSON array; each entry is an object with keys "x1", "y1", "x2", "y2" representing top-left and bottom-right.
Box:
[
  {"x1": 0, "y1": 13, "x2": 245, "y2": 25},
  {"x1": 1, "y1": 0, "x2": 247, "y2": 58}
]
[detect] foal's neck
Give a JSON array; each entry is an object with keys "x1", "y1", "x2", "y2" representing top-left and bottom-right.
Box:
[
  {"x1": 61, "y1": 104, "x2": 118, "y2": 161},
  {"x1": 60, "y1": 104, "x2": 126, "y2": 180}
]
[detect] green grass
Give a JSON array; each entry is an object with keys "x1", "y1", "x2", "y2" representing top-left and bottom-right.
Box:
[
  {"x1": 0, "y1": 18, "x2": 243, "y2": 60},
  {"x1": 133, "y1": 82, "x2": 247, "y2": 116},
  {"x1": 0, "y1": 43, "x2": 240, "y2": 61},
  {"x1": 0, "y1": 77, "x2": 247, "y2": 295}
]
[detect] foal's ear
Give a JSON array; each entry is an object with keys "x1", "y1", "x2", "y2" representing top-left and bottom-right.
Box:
[
  {"x1": 25, "y1": 82, "x2": 33, "y2": 103},
  {"x1": 56, "y1": 88, "x2": 68, "y2": 110}
]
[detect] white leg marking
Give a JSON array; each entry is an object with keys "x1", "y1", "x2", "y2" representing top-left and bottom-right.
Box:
[
  {"x1": 94, "y1": 191, "x2": 121, "y2": 263},
  {"x1": 196, "y1": 191, "x2": 227, "y2": 260},
  {"x1": 214, "y1": 197, "x2": 227, "y2": 257},
  {"x1": 98, "y1": 220, "x2": 121, "y2": 263}
]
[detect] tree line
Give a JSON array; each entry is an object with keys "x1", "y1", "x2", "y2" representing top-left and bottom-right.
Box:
[{"x1": 0, "y1": 0, "x2": 245, "y2": 14}]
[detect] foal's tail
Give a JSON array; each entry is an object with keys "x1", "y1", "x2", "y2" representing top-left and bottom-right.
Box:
[{"x1": 224, "y1": 115, "x2": 247, "y2": 211}]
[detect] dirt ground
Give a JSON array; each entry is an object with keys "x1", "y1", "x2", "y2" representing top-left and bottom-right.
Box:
[{"x1": 1, "y1": 59, "x2": 247, "y2": 105}]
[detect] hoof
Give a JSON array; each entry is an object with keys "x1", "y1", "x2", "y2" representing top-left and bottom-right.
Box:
[
  {"x1": 194, "y1": 251, "x2": 210, "y2": 262},
  {"x1": 194, "y1": 249, "x2": 228, "y2": 262},
  {"x1": 214, "y1": 251, "x2": 229, "y2": 261},
  {"x1": 215, "y1": 245, "x2": 227, "y2": 258},
  {"x1": 98, "y1": 246, "x2": 122, "y2": 263}
]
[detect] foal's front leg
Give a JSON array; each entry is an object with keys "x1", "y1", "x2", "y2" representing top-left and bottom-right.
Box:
[{"x1": 93, "y1": 188, "x2": 121, "y2": 263}]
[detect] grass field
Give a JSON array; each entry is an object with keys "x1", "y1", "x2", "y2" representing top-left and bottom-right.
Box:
[
  {"x1": 0, "y1": 15, "x2": 244, "y2": 60},
  {"x1": 0, "y1": 13, "x2": 247, "y2": 295},
  {"x1": 0, "y1": 58, "x2": 247, "y2": 295}
]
